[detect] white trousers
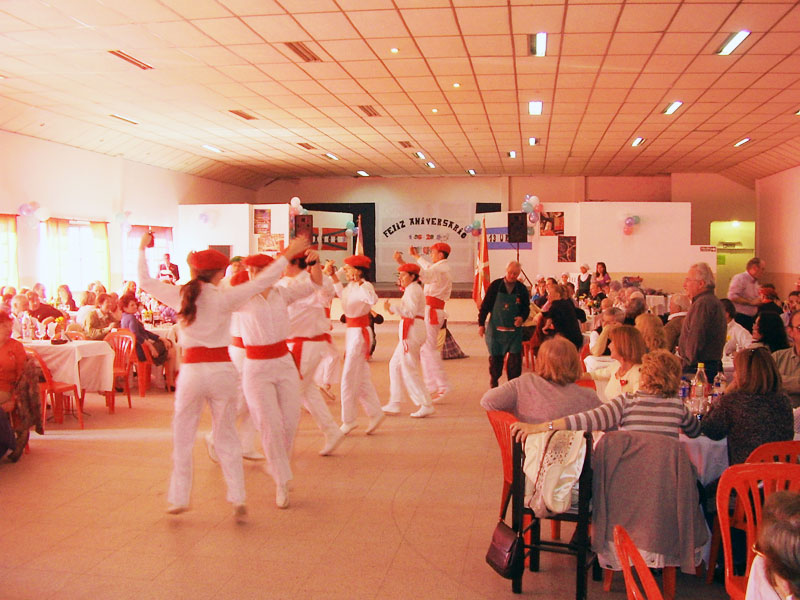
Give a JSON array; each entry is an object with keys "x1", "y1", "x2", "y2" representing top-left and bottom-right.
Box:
[
  {"x1": 314, "y1": 340, "x2": 341, "y2": 386},
  {"x1": 288, "y1": 339, "x2": 340, "y2": 437},
  {"x1": 389, "y1": 320, "x2": 431, "y2": 407},
  {"x1": 242, "y1": 354, "x2": 301, "y2": 487},
  {"x1": 420, "y1": 308, "x2": 449, "y2": 394},
  {"x1": 209, "y1": 346, "x2": 260, "y2": 454},
  {"x1": 168, "y1": 362, "x2": 245, "y2": 507},
  {"x1": 340, "y1": 327, "x2": 383, "y2": 425}
]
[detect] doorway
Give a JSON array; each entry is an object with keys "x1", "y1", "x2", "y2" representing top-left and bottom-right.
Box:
[{"x1": 710, "y1": 220, "x2": 755, "y2": 295}]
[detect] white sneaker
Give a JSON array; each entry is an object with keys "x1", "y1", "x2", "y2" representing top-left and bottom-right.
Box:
[
  {"x1": 204, "y1": 433, "x2": 219, "y2": 464},
  {"x1": 242, "y1": 450, "x2": 265, "y2": 461},
  {"x1": 340, "y1": 422, "x2": 358, "y2": 435},
  {"x1": 366, "y1": 413, "x2": 386, "y2": 434},
  {"x1": 381, "y1": 402, "x2": 402, "y2": 415},
  {"x1": 410, "y1": 405, "x2": 435, "y2": 418},
  {"x1": 276, "y1": 483, "x2": 289, "y2": 509},
  {"x1": 431, "y1": 389, "x2": 450, "y2": 403},
  {"x1": 166, "y1": 504, "x2": 188, "y2": 515},
  {"x1": 320, "y1": 430, "x2": 345, "y2": 456}
]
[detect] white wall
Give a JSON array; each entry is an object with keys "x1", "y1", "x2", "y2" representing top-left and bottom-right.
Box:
[{"x1": 755, "y1": 166, "x2": 800, "y2": 295}]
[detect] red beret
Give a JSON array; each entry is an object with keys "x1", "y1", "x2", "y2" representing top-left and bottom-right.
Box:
[
  {"x1": 344, "y1": 255, "x2": 371, "y2": 269},
  {"x1": 431, "y1": 242, "x2": 451, "y2": 255},
  {"x1": 230, "y1": 271, "x2": 250, "y2": 287},
  {"x1": 398, "y1": 263, "x2": 420, "y2": 275},
  {"x1": 188, "y1": 249, "x2": 229, "y2": 271},
  {"x1": 243, "y1": 254, "x2": 275, "y2": 268}
]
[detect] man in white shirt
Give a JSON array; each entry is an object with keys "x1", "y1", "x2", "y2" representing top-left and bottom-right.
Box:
[
  {"x1": 727, "y1": 257, "x2": 765, "y2": 332},
  {"x1": 663, "y1": 294, "x2": 690, "y2": 353},
  {"x1": 720, "y1": 298, "x2": 752, "y2": 356}
]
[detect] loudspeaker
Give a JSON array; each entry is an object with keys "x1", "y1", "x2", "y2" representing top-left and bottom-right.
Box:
[
  {"x1": 507, "y1": 212, "x2": 527, "y2": 243},
  {"x1": 294, "y1": 214, "x2": 313, "y2": 239}
]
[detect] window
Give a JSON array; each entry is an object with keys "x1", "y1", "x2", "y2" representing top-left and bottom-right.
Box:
[
  {"x1": 122, "y1": 225, "x2": 174, "y2": 283},
  {"x1": 42, "y1": 219, "x2": 109, "y2": 296},
  {"x1": 0, "y1": 215, "x2": 18, "y2": 288}
]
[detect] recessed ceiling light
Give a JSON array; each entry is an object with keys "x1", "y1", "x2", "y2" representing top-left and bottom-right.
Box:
[
  {"x1": 664, "y1": 101, "x2": 683, "y2": 115},
  {"x1": 467, "y1": 169, "x2": 476, "y2": 176},
  {"x1": 528, "y1": 101, "x2": 543, "y2": 116},
  {"x1": 202, "y1": 144, "x2": 222, "y2": 153},
  {"x1": 325, "y1": 153, "x2": 339, "y2": 160},
  {"x1": 508, "y1": 151, "x2": 516, "y2": 159},
  {"x1": 718, "y1": 30, "x2": 750, "y2": 55},
  {"x1": 110, "y1": 113, "x2": 138, "y2": 125},
  {"x1": 413, "y1": 151, "x2": 426, "y2": 159},
  {"x1": 632, "y1": 137, "x2": 645, "y2": 147},
  {"x1": 425, "y1": 162, "x2": 436, "y2": 169},
  {"x1": 390, "y1": 47, "x2": 399, "y2": 54},
  {"x1": 535, "y1": 32, "x2": 547, "y2": 57},
  {"x1": 357, "y1": 170, "x2": 369, "y2": 177},
  {"x1": 431, "y1": 108, "x2": 438, "y2": 113},
  {"x1": 528, "y1": 137, "x2": 538, "y2": 146},
  {"x1": 795, "y1": 108, "x2": 800, "y2": 116},
  {"x1": 734, "y1": 137, "x2": 750, "y2": 147},
  {"x1": 452, "y1": 82, "x2": 460, "y2": 88}
]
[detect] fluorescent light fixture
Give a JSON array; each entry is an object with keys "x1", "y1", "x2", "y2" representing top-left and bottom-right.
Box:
[
  {"x1": 732, "y1": 220, "x2": 740, "y2": 228},
  {"x1": 390, "y1": 47, "x2": 399, "y2": 54},
  {"x1": 528, "y1": 137, "x2": 538, "y2": 146},
  {"x1": 453, "y1": 82, "x2": 460, "y2": 88},
  {"x1": 202, "y1": 144, "x2": 222, "y2": 153},
  {"x1": 508, "y1": 151, "x2": 516, "y2": 158},
  {"x1": 632, "y1": 137, "x2": 645, "y2": 147},
  {"x1": 356, "y1": 170, "x2": 369, "y2": 177},
  {"x1": 431, "y1": 108, "x2": 438, "y2": 113},
  {"x1": 425, "y1": 162, "x2": 436, "y2": 169},
  {"x1": 110, "y1": 113, "x2": 138, "y2": 125},
  {"x1": 664, "y1": 101, "x2": 683, "y2": 115},
  {"x1": 795, "y1": 108, "x2": 800, "y2": 116},
  {"x1": 530, "y1": 32, "x2": 547, "y2": 57},
  {"x1": 324, "y1": 153, "x2": 339, "y2": 160},
  {"x1": 734, "y1": 137, "x2": 750, "y2": 147},
  {"x1": 718, "y1": 30, "x2": 750, "y2": 55},
  {"x1": 528, "y1": 101, "x2": 543, "y2": 116},
  {"x1": 467, "y1": 169, "x2": 476, "y2": 176},
  {"x1": 413, "y1": 151, "x2": 426, "y2": 159}
]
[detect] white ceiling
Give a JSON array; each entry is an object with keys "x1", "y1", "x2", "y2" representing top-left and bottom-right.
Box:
[{"x1": 2, "y1": 0, "x2": 800, "y2": 189}]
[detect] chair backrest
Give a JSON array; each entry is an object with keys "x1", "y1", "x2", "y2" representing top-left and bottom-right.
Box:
[
  {"x1": 613, "y1": 525, "x2": 664, "y2": 600},
  {"x1": 104, "y1": 329, "x2": 136, "y2": 371},
  {"x1": 745, "y1": 440, "x2": 800, "y2": 464},
  {"x1": 486, "y1": 410, "x2": 517, "y2": 488},
  {"x1": 25, "y1": 349, "x2": 54, "y2": 387},
  {"x1": 576, "y1": 379, "x2": 596, "y2": 390},
  {"x1": 716, "y1": 462, "x2": 800, "y2": 595}
]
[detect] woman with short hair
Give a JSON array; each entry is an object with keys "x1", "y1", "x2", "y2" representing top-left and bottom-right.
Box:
[
  {"x1": 583, "y1": 325, "x2": 646, "y2": 400},
  {"x1": 635, "y1": 313, "x2": 667, "y2": 353},
  {"x1": 746, "y1": 491, "x2": 800, "y2": 600}
]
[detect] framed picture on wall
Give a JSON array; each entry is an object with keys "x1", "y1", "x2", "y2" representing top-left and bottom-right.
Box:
[
  {"x1": 540, "y1": 212, "x2": 564, "y2": 236},
  {"x1": 558, "y1": 236, "x2": 576, "y2": 263},
  {"x1": 254, "y1": 208, "x2": 271, "y2": 235}
]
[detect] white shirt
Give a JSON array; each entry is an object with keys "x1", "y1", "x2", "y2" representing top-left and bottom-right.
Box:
[
  {"x1": 667, "y1": 311, "x2": 687, "y2": 321},
  {"x1": 387, "y1": 281, "x2": 425, "y2": 319},
  {"x1": 236, "y1": 277, "x2": 317, "y2": 346},
  {"x1": 725, "y1": 319, "x2": 753, "y2": 356},
  {"x1": 416, "y1": 256, "x2": 452, "y2": 302},
  {"x1": 278, "y1": 271, "x2": 335, "y2": 338},
  {"x1": 138, "y1": 248, "x2": 287, "y2": 348},
  {"x1": 745, "y1": 555, "x2": 782, "y2": 600},
  {"x1": 334, "y1": 278, "x2": 378, "y2": 318}
]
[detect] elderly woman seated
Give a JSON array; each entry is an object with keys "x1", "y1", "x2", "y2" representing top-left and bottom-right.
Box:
[
  {"x1": 511, "y1": 349, "x2": 701, "y2": 441},
  {"x1": 480, "y1": 336, "x2": 599, "y2": 424},
  {"x1": 583, "y1": 324, "x2": 646, "y2": 400},
  {"x1": 119, "y1": 294, "x2": 176, "y2": 390},
  {"x1": 589, "y1": 307, "x2": 625, "y2": 356},
  {"x1": 624, "y1": 291, "x2": 647, "y2": 325},
  {"x1": 635, "y1": 313, "x2": 667, "y2": 353}
]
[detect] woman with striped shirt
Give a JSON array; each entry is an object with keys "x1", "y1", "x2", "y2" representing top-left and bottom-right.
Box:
[{"x1": 511, "y1": 349, "x2": 701, "y2": 442}]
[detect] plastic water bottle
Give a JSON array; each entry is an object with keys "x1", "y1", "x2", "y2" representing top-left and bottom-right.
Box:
[
  {"x1": 713, "y1": 372, "x2": 727, "y2": 396},
  {"x1": 691, "y1": 363, "x2": 709, "y2": 417},
  {"x1": 679, "y1": 378, "x2": 691, "y2": 409}
]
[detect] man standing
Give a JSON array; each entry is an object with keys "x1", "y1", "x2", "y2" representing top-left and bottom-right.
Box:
[
  {"x1": 394, "y1": 242, "x2": 452, "y2": 401},
  {"x1": 158, "y1": 253, "x2": 180, "y2": 283},
  {"x1": 727, "y1": 257, "x2": 765, "y2": 331},
  {"x1": 478, "y1": 261, "x2": 530, "y2": 388},
  {"x1": 679, "y1": 262, "x2": 726, "y2": 381},
  {"x1": 663, "y1": 293, "x2": 690, "y2": 353},
  {"x1": 773, "y1": 309, "x2": 800, "y2": 408}
]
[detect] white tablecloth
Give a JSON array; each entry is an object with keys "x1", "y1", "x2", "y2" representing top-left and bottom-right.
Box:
[
  {"x1": 679, "y1": 434, "x2": 729, "y2": 487},
  {"x1": 23, "y1": 339, "x2": 114, "y2": 393}
]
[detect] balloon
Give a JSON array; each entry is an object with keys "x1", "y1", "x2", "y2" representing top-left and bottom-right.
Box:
[
  {"x1": 624, "y1": 217, "x2": 635, "y2": 227},
  {"x1": 345, "y1": 229, "x2": 354, "y2": 237},
  {"x1": 29, "y1": 202, "x2": 40, "y2": 211},
  {"x1": 632, "y1": 215, "x2": 641, "y2": 225},
  {"x1": 623, "y1": 225, "x2": 634, "y2": 235},
  {"x1": 35, "y1": 207, "x2": 50, "y2": 222},
  {"x1": 464, "y1": 225, "x2": 473, "y2": 233},
  {"x1": 18, "y1": 203, "x2": 32, "y2": 216},
  {"x1": 528, "y1": 212, "x2": 539, "y2": 223},
  {"x1": 301, "y1": 208, "x2": 309, "y2": 215},
  {"x1": 522, "y1": 201, "x2": 533, "y2": 214},
  {"x1": 534, "y1": 203, "x2": 544, "y2": 213},
  {"x1": 472, "y1": 219, "x2": 481, "y2": 229},
  {"x1": 530, "y1": 196, "x2": 540, "y2": 205},
  {"x1": 524, "y1": 194, "x2": 531, "y2": 201},
  {"x1": 345, "y1": 220, "x2": 355, "y2": 230},
  {"x1": 198, "y1": 213, "x2": 209, "y2": 224},
  {"x1": 352, "y1": 227, "x2": 359, "y2": 236},
  {"x1": 472, "y1": 228, "x2": 481, "y2": 237},
  {"x1": 290, "y1": 196, "x2": 302, "y2": 207}
]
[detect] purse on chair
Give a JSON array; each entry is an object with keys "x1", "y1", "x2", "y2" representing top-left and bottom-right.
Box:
[{"x1": 486, "y1": 498, "x2": 524, "y2": 579}]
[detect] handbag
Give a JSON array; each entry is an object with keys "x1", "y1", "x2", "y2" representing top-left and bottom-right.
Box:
[
  {"x1": 486, "y1": 485, "x2": 524, "y2": 579},
  {"x1": 147, "y1": 337, "x2": 169, "y2": 366}
]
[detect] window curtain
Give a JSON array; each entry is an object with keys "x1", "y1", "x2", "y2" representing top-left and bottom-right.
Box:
[
  {"x1": 44, "y1": 219, "x2": 109, "y2": 296},
  {"x1": 0, "y1": 215, "x2": 18, "y2": 288}
]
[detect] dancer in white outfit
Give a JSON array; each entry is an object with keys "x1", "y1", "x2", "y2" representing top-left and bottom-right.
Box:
[
  {"x1": 394, "y1": 243, "x2": 452, "y2": 400},
  {"x1": 382, "y1": 263, "x2": 434, "y2": 418},
  {"x1": 237, "y1": 251, "x2": 321, "y2": 509},
  {"x1": 278, "y1": 254, "x2": 345, "y2": 456},
  {"x1": 324, "y1": 255, "x2": 385, "y2": 436},
  {"x1": 137, "y1": 231, "x2": 308, "y2": 518}
]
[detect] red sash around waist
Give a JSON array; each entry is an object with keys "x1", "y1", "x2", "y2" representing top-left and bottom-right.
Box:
[
  {"x1": 346, "y1": 315, "x2": 371, "y2": 359},
  {"x1": 183, "y1": 346, "x2": 231, "y2": 364},
  {"x1": 402, "y1": 316, "x2": 424, "y2": 352},
  {"x1": 287, "y1": 333, "x2": 332, "y2": 377},
  {"x1": 425, "y1": 296, "x2": 446, "y2": 324},
  {"x1": 230, "y1": 336, "x2": 244, "y2": 349},
  {"x1": 245, "y1": 340, "x2": 290, "y2": 360}
]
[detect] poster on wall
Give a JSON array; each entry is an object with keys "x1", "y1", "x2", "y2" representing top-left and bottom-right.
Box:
[
  {"x1": 254, "y1": 209, "x2": 271, "y2": 235},
  {"x1": 540, "y1": 212, "x2": 564, "y2": 236},
  {"x1": 558, "y1": 236, "x2": 577, "y2": 263},
  {"x1": 316, "y1": 227, "x2": 350, "y2": 251},
  {"x1": 486, "y1": 227, "x2": 532, "y2": 250},
  {"x1": 257, "y1": 234, "x2": 283, "y2": 252}
]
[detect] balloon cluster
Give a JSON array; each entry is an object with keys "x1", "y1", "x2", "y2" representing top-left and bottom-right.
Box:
[
  {"x1": 288, "y1": 196, "x2": 309, "y2": 218},
  {"x1": 464, "y1": 219, "x2": 482, "y2": 237},
  {"x1": 18, "y1": 202, "x2": 50, "y2": 227},
  {"x1": 521, "y1": 194, "x2": 543, "y2": 223},
  {"x1": 622, "y1": 215, "x2": 641, "y2": 236},
  {"x1": 344, "y1": 219, "x2": 358, "y2": 237}
]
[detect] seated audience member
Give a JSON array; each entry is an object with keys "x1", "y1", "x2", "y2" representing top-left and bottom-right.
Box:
[
  {"x1": 0, "y1": 311, "x2": 27, "y2": 414},
  {"x1": 1, "y1": 286, "x2": 16, "y2": 298},
  {"x1": 583, "y1": 324, "x2": 646, "y2": 400},
  {"x1": 565, "y1": 282, "x2": 587, "y2": 322},
  {"x1": 721, "y1": 298, "x2": 752, "y2": 357},
  {"x1": 576, "y1": 264, "x2": 592, "y2": 298},
  {"x1": 752, "y1": 312, "x2": 790, "y2": 354},
  {"x1": 9, "y1": 294, "x2": 43, "y2": 338},
  {"x1": 664, "y1": 293, "x2": 690, "y2": 352},
  {"x1": 84, "y1": 293, "x2": 120, "y2": 340},
  {"x1": 119, "y1": 280, "x2": 137, "y2": 298},
  {"x1": 535, "y1": 299, "x2": 584, "y2": 353},
  {"x1": 701, "y1": 346, "x2": 793, "y2": 465},
  {"x1": 538, "y1": 282, "x2": 568, "y2": 314},
  {"x1": 119, "y1": 294, "x2": 176, "y2": 390},
  {"x1": 480, "y1": 336, "x2": 600, "y2": 423},
  {"x1": 26, "y1": 291, "x2": 63, "y2": 322},
  {"x1": 757, "y1": 285, "x2": 784, "y2": 317},
  {"x1": 589, "y1": 307, "x2": 625, "y2": 356},
  {"x1": 635, "y1": 313, "x2": 667, "y2": 352},
  {"x1": 56, "y1": 284, "x2": 77, "y2": 312},
  {"x1": 773, "y1": 309, "x2": 800, "y2": 408},
  {"x1": 532, "y1": 279, "x2": 549, "y2": 308},
  {"x1": 74, "y1": 291, "x2": 95, "y2": 327},
  {"x1": 783, "y1": 290, "x2": 800, "y2": 326},
  {"x1": 624, "y1": 291, "x2": 647, "y2": 325},
  {"x1": 745, "y1": 491, "x2": 800, "y2": 600},
  {"x1": 588, "y1": 282, "x2": 607, "y2": 304},
  {"x1": 0, "y1": 292, "x2": 13, "y2": 313},
  {"x1": 520, "y1": 292, "x2": 542, "y2": 342},
  {"x1": 512, "y1": 349, "x2": 701, "y2": 440},
  {"x1": 32, "y1": 282, "x2": 46, "y2": 301}
]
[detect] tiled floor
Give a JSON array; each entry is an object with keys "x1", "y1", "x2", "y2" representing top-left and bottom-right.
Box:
[{"x1": 1, "y1": 324, "x2": 727, "y2": 599}]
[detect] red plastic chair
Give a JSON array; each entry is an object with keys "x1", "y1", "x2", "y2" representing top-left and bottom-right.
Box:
[
  {"x1": 486, "y1": 410, "x2": 517, "y2": 519},
  {"x1": 64, "y1": 330, "x2": 86, "y2": 341},
  {"x1": 27, "y1": 349, "x2": 83, "y2": 429},
  {"x1": 576, "y1": 379, "x2": 596, "y2": 390},
  {"x1": 103, "y1": 329, "x2": 135, "y2": 413},
  {"x1": 716, "y1": 462, "x2": 800, "y2": 600},
  {"x1": 522, "y1": 339, "x2": 535, "y2": 370},
  {"x1": 613, "y1": 525, "x2": 664, "y2": 600}
]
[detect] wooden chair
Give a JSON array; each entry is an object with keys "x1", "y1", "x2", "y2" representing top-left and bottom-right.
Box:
[
  {"x1": 103, "y1": 329, "x2": 135, "y2": 413},
  {"x1": 613, "y1": 525, "x2": 664, "y2": 600},
  {"x1": 716, "y1": 462, "x2": 800, "y2": 600},
  {"x1": 510, "y1": 432, "x2": 598, "y2": 598},
  {"x1": 27, "y1": 349, "x2": 83, "y2": 429}
]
